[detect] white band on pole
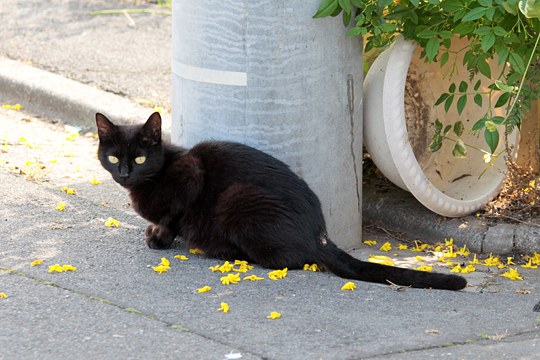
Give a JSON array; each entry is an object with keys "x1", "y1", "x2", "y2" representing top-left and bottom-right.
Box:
[{"x1": 172, "y1": 60, "x2": 247, "y2": 86}]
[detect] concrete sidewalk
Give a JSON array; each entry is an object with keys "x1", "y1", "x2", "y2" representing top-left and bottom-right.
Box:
[{"x1": 1, "y1": 103, "x2": 539, "y2": 360}]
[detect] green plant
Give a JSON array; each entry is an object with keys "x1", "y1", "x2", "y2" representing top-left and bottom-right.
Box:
[{"x1": 315, "y1": 0, "x2": 540, "y2": 166}]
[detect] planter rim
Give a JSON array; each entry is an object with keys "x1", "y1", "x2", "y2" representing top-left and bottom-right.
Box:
[{"x1": 367, "y1": 35, "x2": 507, "y2": 217}]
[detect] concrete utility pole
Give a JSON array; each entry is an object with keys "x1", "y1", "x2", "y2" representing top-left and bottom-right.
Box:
[{"x1": 171, "y1": 1, "x2": 363, "y2": 249}]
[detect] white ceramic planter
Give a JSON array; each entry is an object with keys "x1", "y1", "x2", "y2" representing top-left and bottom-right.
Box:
[{"x1": 364, "y1": 36, "x2": 518, "y2": 217}]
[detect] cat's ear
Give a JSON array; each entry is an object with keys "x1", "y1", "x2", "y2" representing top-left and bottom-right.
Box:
[
  {"x1": 140, "y1": 112, "x2": 162, "y2": 146},
  {"x1": 95, "y1": 113, "x2": 117, "y2": 141}
]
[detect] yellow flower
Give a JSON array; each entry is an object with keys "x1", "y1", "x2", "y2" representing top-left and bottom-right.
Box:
[
  {"x1": 217, "y1": 302, "x2": 229, "y2": 313},
  {"x1": 55, "y1": 202, "x2": 66, "y2": 211},
  {"x1": 379, "y1": 242, "x2": 392, "y2": 252},
  {"x1": 450, "y1": 264, "x2": 462, "y2": 273},
  {"x1": 60, "y1": 186, "x2": 76, "y2": 195},
  {"x1": 209, "y1": 265, "x2": 220, "y2": 272},
  {"x1": 461, "y1": 265, "x2": 476, "y2": 274},
  {"x1": 266, "y1": 311, "x2": 282, "y2": 319},
  {"x1": 500, "y1": 268, "x2": 523, "y2": 281},
  {"x1": 521, "y1": 259, "x2": 538, "y2": 269},
  {"x1": 30, "y1": 259, "x2": 44, "y2": 267},
  {"x1": 90, "y1": 176, "x2": 102, "y2": 185},
  {"x1": 506, "y1": 257, "x2": 515, "y2": 266},
  {"x1": 217, "y1": 261, "x2": 234, "y2": 273},
  {"x1": 530, "y1": 252, "x2": 540, "y2": 266},
  {"x1": 62, "y1": 264, "x2": 77, "y2": 272},
  {"x1": 484, "y1": 253, "x2": 500, "y2": 267},
  {"x1": 469, "y1": 254, "x2": 481, "y2": 265},
  {"x1": 268, "y1": 268, "x2": 288, "y2": 280},
  {"x1": 196, "y1": 286, "x2": 212, "y2": 293},
  {"x1": 2, "y1": 103, "x2": 22, "y2": 111},
  {"x1": 160, "y1": 257, "x2": 170, "y2": 269},
  {"x1": 48, "y1": 264, "x2": 65, "y2": 273},
  {"x1": 243, "y1": 275, "x2": 264, "y2": 281},
  {"x1": 174, "y1": 255, "x2": 189, "y2": 261},
  {"x1": 152, "y1": 265, "x2": 168, "y2": 274},
  {"x1": 303, "y1": 263, "x2": 320, "y2": 272},
  {"x1": 457, "y1": 245, "x2": 470, "y2": 257},
  {"x1": 363, "y1": 240, "x2": 377, "y2": 246},
  {"x1": 411, "y1": 241, "x2": 430, "y2": 252},
  {"x1": 220, "y1": 273, "x2": 241, "y2": 285},
  {"x1": 233, "y1": 260, "x2": 254, "y2": 272},
  {"x1": 445, "y1": 238, "x2": 454, "y2": 247},
  {"x1": 414, "y1": 265, "x2": 433, "y2": 272},
  {"x1": 341, "y1": 281, "x2": 357, "y2": 291},
  {"x1": 398, "y1": 244, "x2": 408, "y2": 250},
  {"x1": 104, "y1": 217, "x2": 120, "y2": 228},
  {"x1": 368, "y1": 255, "x2": 395, "y2": 266},
  {"x1": 189, "y1": 248, "x2": 204, "y2": 255},
  {"x1": 0, "y1": 293, "x2": 8, "y2": 299}
]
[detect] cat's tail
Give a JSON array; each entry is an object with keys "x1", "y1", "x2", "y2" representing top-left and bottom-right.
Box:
[{"x1": 317, "y1": 240, "x2": 467, "y2": 291}]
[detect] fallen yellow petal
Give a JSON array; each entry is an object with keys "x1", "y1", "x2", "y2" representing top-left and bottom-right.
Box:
[
  {"x1": 500, "y1": 268, "x2": 523, "y2": 281},
  {"x1": 398, "y1": 244, "x2": 408, "y2": 250},
  {"x1": 450, "y1": 264, "x2": 462, "y2": 273},
  {"x1": 368, "y1": 255, "x2": 395, "y2": 266},
  {"x1": 341, "y1": 281, "x2": 357, "y2": 291},
  {"x1": 469, "y1": 254, "x2": 481, "y2": 265},
  {"x1": 303, "y1": 263, "x2": 320, "y2": 272},
  {"x1": 196, "y1": 286, "x2": 212, "y2": 293},
  {"x1": 2, "y1": 103, "x2": 22, "y2": 111},
  {"x1": 220, "y1": 273, "x2": 241, "y2": 285},
  {"x1": 160, "y1": 257, "x2": 170, "y2": 269},
  {"x1": 414, "y1": 265, "x2": 433, "y2": 272},
  {"x1": 55, "y1": 202, "x2": 66, "y2": 211},
  {"x1": 174, "y1": 255, "x2": 189, "y2": 261},
  {"x1": 243, "y1": 275, "x2": 264, "y2": 281},
  {"x1": 217, "y1": 302, "x2": 229, "y2": 313},
  {"x1": 90, "y1": 176, "x2": 102, "y2": 185},
  {"x1": 460, "y1": 265, "x2": 476, "y2": 274},
  {"x1": 363, "y1": 240, "x2": 377, "y2": 246},
  {"x1": 268, "y1": 268, "x2": 288, "y2": 280},
  {"x1": 104, "y1": 217, "x2": 120, "y2": 228},
  {"x1": 379, "y1": 242, "x2": 392, "y2": 252},
  {"x1": 62, "y1": 264, "x2": 77, "y2": 272},
  {"x1": 0, "y1": 292, "x2": 8, "y2": 299},
  {"x1": 30, "y1": 259, "x2": 44, "y2": 267},
  {"x1": 266, "y1": 311, "x2": 282, "y2": 319},
  {"x1": 152, "y1": 265, "x2": 169, "y2": 274},
  {"x1": 521, "y1": 259, "x2": 538, "y2": 269},
  {"x1": 60, "y1": 186, "x2": 76, "y2": 195},
  {"x1": 48, "y1": 264, "x2": 65, "y2": 273}
]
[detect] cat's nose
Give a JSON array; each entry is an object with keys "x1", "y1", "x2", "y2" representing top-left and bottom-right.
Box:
[{"x1": 119, "y1": 166, "x2": 130, "y2": 179}]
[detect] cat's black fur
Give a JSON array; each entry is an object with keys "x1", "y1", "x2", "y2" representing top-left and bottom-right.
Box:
[{"x1": 96, "y1": 112, "x2": 467, "y2": 291}]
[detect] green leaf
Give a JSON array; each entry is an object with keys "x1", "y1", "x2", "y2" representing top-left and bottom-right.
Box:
[
  {"x1": 444, "y1": 125, "x2": 452, "y2": 135},
  {"x1": 474, "y1": 26, "x2": 492, "y2": 36},
  {"x1": 486, "y1": 6, "x2": 497, "y2": 19},
  {"x1": 449, "y1": 83, "x2": 456, "y2": 93},
  {"x1": 502, "y1": 1, "x2": 519, "y2": 15},
  {"x1": 339, "y1": 0, "x2": 352, "y2": 14},
  {"x1": 430, "y1": 134, "x2": 443, "y2": 152},
  {"x1": 493, "y1": 26, "x2": 508, "y2": 36},
  {"x1": 474, "y1": 79, "x2": 482, "y2": 91},
  {"x1": 452, "y1": 139, "x2": 468, "y2": 158},
  {"x1": 445, "y1": 94, "x2": 455, "y2": 112},
  {"x1": 478, "y1": 0, "x2": 493, "y2": 6},
  {"x1": 379, "y1": 23, "x2": 398, "y2": 32},
  {"x1": 474, "y1": 93, "x2": 483, "y2": 107},
  {"x1": 454, "y1": 22, "x2": 475, "y2": 35},
  {"x1": 441, "y1": 0, "x2": 464, "y2": 12},
  {"x1": 459, "y1": 81, "x2": 468, "y2": 92},
  {"x1": 454, "y1": 120, "x2": 465, "y2": 137},
  {"x1": 497, "y1": 48, "x2": 509, "y2": 65},
  {"x1": 462, "y1": 7, "x2": 488, "y2": 21},
  {"x1": 494, "y1": 80, "x2": 516, "y2": 93},
  {"x1": 495, "y1": 92, "x2": 511, "y2": 107},
  {"x1": 435, "y1": 118, "x2": 443, "y2": 132},
  {"x1": 435, "y1": 93, "x2": 450, "y2": 105},
  {"x1": 477, "y1": 58, "x2": 492, "y2": 78},
  {"x1": 472, "y1": 117, "x2": 488, "y2": 131},
  {"x1": 481, "y1": 33, "x2": 496, "y2": 52},
  {"x1": 457, "y1": 95, "x2": 468, "y2": 115},
  {"x1": 342, "y1": 10, "x2": 352, "y2": 26},
  {"x1": 418, "y1": 29, "x2": 438, "y2": 39},
  {"x1": 347, "y1": 27, "x2": 363, "y2": 36},
  {"x1": 484, "y1": 128, "x2": 500, "y2": 154},
  {"x1": 509, "y1": 52, "x2": 526, "y2": 74},
  {"x1": 313, "y1": 0, "x2": 339, "y2": 18},
  {"x1": 439, "y1": 30, "x2": 454, "y2": 39},
  {"x1": 425, "y1": 38, "x2": 440, "y2": 61},
  {"x1": 492, "y1": 116, "x2": 506, "y2": 124},
  {"x1": 485, "y1": 120, "x2": 498, "y2": 132},
  {"x1": 519, "y1": 0, "x2": 540, "y2": 18},
  {"x1": 410, "y1": 0, "x2": 420, "y2": 6},
  {"x1": 441, "y1": 51, "x2": 450, "y2": 66}
]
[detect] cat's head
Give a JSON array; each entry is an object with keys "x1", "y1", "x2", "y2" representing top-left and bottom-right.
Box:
[{"x1": 95, "y1": 112, "x2": 165, "y2": 188}]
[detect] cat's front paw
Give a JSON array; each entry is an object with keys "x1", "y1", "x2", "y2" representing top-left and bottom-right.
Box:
[{"x1": 145, "y1": 224, "x2": 174, "y2": 250}]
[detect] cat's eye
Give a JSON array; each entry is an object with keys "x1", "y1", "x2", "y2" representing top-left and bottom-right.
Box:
[
  {"x1": 108, "y1": 155, "x2": 119, "y2": 164},
  {"x1": 134, "y1": 156, "x2": 146, "y2": 165}
]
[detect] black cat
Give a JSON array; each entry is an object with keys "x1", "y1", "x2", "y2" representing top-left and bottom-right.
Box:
[{"x1": 96, "y1": 112, "x2": 467, "y2": 291}]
